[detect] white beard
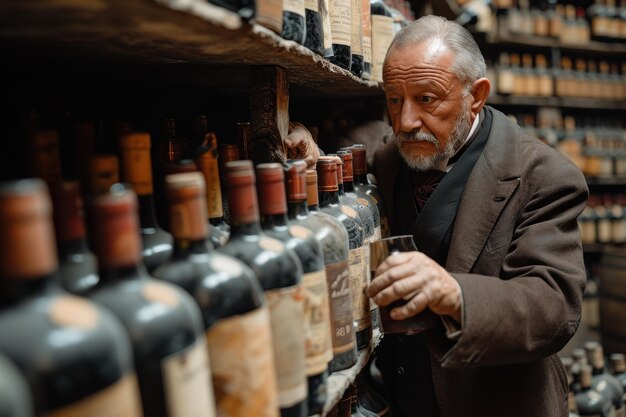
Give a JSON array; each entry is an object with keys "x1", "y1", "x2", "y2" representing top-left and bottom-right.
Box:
[{"x1": 396, "y1": 102, "x2": 472, "y2": 171}]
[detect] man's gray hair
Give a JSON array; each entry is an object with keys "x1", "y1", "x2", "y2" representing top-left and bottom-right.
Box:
[{"x1": 384, "y1": 15, "x2": 486, "y2": 87}]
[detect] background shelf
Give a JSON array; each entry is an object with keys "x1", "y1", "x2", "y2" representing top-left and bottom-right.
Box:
[{"x1": 488, "y1": 95, "x2": 626, "y2": 110}]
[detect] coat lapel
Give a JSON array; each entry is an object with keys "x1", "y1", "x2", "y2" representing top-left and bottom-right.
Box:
[{"x1": 446, "y1": 108, "x2": 523, "y2": 272}]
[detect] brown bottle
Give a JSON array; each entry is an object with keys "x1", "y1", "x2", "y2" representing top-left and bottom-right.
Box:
[
  {"x1": 0, "y1": 353, "x2": 33, "y2": 417},
  {"x1": 0, "y1": 179, "x2": 143, "y2": 417},
  {"x1": 236, "y1": 122, "x2": 252, "y2": 160},
  {"x1": 86, "y1": 154, "x2": 120, "y2": 196},
  {"x1": 120, "y1": 132, "x2": 173, "y2": 272},
  {"x1": 219, "y1": 143, "x2": 241, "y2": 225},
  {"x1": 196, "y1": 135, "x2": 230, "y2": 248},
  {"x1": 152, "y1": 172, "x2": 274, "y2": 417},
  {"x1": 305, "y1": 168, "x2": 358, "y2": 372},
  {"x1": 88, "y1": 184, "x2": 216, "y2": 417},
  {"x1": 351, "y1": 144, "x2": 389, "y2": 238}
]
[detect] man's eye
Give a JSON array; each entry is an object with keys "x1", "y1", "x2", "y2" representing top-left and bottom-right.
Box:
[
  {"x1": 389, "y1": 97, "x2": 402, "y2": 105},
  {"x1": 421, "y1": 96, "x2": 434, "y2": 103}
]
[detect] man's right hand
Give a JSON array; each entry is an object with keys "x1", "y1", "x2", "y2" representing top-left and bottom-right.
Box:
[{"x1": 284, "y1": 122, "x2": 320, "y2": 168}]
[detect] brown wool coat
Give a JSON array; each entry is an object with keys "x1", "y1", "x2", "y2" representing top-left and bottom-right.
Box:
[{"x1": 373, "y1": 107, "x2": 589, "y2": 417}]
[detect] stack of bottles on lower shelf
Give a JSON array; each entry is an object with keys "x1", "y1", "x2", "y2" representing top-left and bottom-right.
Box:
[
  {"x1": 0, "y1": 116, "x2": 392, "y2": 417},
  {"x1": 579, "y1": 194, "x2": 626, "y2": 246},
  {"x1": 562, "y1": 342, "x2": 626, "y2": 417}
]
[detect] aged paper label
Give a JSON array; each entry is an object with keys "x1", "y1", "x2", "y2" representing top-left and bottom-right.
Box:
[
  {"x1": 371, "y1": 14, "x2": 394, "y2": 82},
  {"x1": 284, "y1": 0, "x2": 305, "y2": 16},
  {"x1": 350, "y1": 0, "x2": 363, "y2": 55},
  {"x1": 349, "y1": 246, "x2": 370, "y2": 331},
  {"x1": 302, "y1": 269, "x2": 333, "y2": 374},
  {"x1": 305, "y1": 0, "x2": 318, "y2": 12},
  {"x1": 362, "y1": 0, "x2": 372, "y2": 64},
  {"x1": 329, "y1": 0, "x2": 351, "y2": 46},
  {"x1": 326, "y1": 260, "x2": 355, "y2": 354}
]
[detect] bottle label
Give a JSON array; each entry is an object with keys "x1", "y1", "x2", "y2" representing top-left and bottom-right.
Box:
[
  {"x1": 121, "y1": 148, "x2": 153, "y2": 196},
  {"x1": 321, "y1": 0, "x2": 334, "y2": 52},
  {"x1": 371, "y1": 14, "x2": 394, "y2": 82},
  {"x1": 289, "y1": 224, "x2": 313, "y2": 240},
  {"x1": 305, "y1": 0, "x2": 318, "y2": 12},
  {"x1": 49, "y1": 296, "x2": 99, "y2": 329},
  {"x1": 613, "y1": 219, "x2": 626, "y2": 243},
  {"x1": 44, "y1": 374, "x2": 143, "y2": 417},
  {"x1": 374, "y1": 226, "x2": 382, "y2": 241},
  {"x1": 142, "y1": 281, "x2": 180, "y2": 308},
  {"x1": 362, "y1": 0, "x2": 372, "y2": 64},
  {"x1": 329, "y1": 0, "x2": 351, "y2": 46},
  {"x1": 350, "y1": 0, "x2": 363, "y2": 55},
  {"x1": 259, "y1": 236, "x2": 285, "y2": 253},
  {"x1": 266, "y1": 285, "x2": 307, "y2": 408},
  {"x1": 341, "y1": 205, "x2": 358, "y2": 219},
  {"x1": 326, "y1": 260, "x2": 355, "y2": 354},
  {"x1": 256, "y1": 0, "x2": 284, "y2": 34},
  {"x1": 162, "y1": 340, "x2": 215, "y2": 417},
  {"x1": 349, "y1": 246, "x2": 370, "y2": 331},
  {"x1": 497, "y1": 69, "x2": 515, "y2": 95},
  {"x1": 599, "y1": 219, "x2": 613, "y2": 243},
  {"x1": 206, "y1": 306, "x2": 279, "y2": 417},
  {"x1": 198, "y1": 156, "x2": 224, "y2": 219},
  {"x1": 284, "y1": 0, "x2": 305, "y2": 16},
  {"x1": 302, "y1": 269, "x2": 334, "y2": 374}
]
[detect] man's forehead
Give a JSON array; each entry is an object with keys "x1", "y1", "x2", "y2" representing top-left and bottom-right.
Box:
[{"x1": 388, "y1": 37, "x2": 453, "y2": 66}]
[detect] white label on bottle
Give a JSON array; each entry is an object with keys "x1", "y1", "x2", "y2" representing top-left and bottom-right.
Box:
[
  {"x1": 329, "y1": 0, "x2": 351, "y2": 46},
  {"x1": 349, "y1": 246, "x2": 370, "y2": 331},
  {"x1": 599, "y1": 218, "x2": 613, "y2": 243},
  {"x1": 341, "y1": 205, "x2": 358, "y2": 219},
  {"x1": 321, "y1": 0, "x2": 334, "y2": 51},
  {"x1": 44, "y1": 374, "x2": 143, "y2": 417},
  {"x1": 206, "y1": 306, "x2": 279, "y2": 417},
  {"x1": 371, "y1": 14, "x2": 394, "y2": 82},
  {"x1": 613, "y1": 218, "x2": 626, "y2": 244},
  {"x1": 162, "y1": 340, "x2": 215, "y2": 417},
  {"x1": 266, "y1": 285, "x2": 307, "y2": 408},
  {"x1": 374, "y1": 225, "x2": 382, "y2": 241},
  {"x1": 259, "y1": 236, "x2": 285, "y2": 253},
  {"x1": 284, "y1": 0, "x2": 305, "y2": 17},
  {"x1": 305, "y1": 0, "x2": 318, "y2": 12},
  {"x1": 256, "y1": 0, "x2": 284, "y2": 34},
  {"x1": 497, "y1": 70, "x2": 515, "y2": 95},
  {"x1": 326, "y1": 260, "x2": 355, "y2": 354},
  {"x1": 302, "y1": 269, "x2": 334, "y2": 374},
  {"x1": 350, "y1": 0, "x2": 363, "y2": 55},
  {"x1": 362, "y1": 0, "x2": 371, "y2": 64}
]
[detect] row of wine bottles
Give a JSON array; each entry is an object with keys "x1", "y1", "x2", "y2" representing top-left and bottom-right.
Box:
[
  {"x1": 498, "y1": 0, "x2": 626, "y2": 44},
  {"x1": 0, "y1": 118, "x2": 392, "y2": 417},
  {"x1": 579, "y1": 194, "x2": 626, "y2": 245},
  {"x1": 203, "y1": 0, "x2": 409, "y2": 81},
  {"x1": 563, "y1": 342, "x2": 626, "y2": 417},
  {"x1": 492, "y1": 52, "x2": 626, "y2": 100}
]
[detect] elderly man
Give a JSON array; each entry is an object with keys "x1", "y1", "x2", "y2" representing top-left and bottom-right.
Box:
[{"x1": 364, "y1": 15, "x2": 588, "y2": 417}]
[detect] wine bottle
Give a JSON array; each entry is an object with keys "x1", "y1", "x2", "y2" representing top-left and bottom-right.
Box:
[
  {"x1": 576, "y1": 364, "x2": 615, "y2": 417},
  {"x1": 317, "y1": 158, "x2": 365, "y2": 358},
  {"x1": 258, "y1": 162, "x2": 330, "y2": 415},
  {"x1": 88, "y1": 184, "x2": 216, "y2": 417},
  {"x1": 611, "y1": 353, "x2": 626, "y2": 399},
  {"x1": 152, "y1": 172, "x2": 278, "y2": 417},
  {"x1": 370, "y1": 0, "x2": 394, "y2": 82},
  {"x1": 350, "y1": 0, "x2": 364, "y2": 77},
  {"x1": 328, "y1": 0, "x2": 352, "y2": 69},
  {"x1": 219, "y1": 143, "x2": 241, "y2": 225},
  {"x1": 350, "y1": 144, "x2": 389, "y2": 237},
  {"x1": 361, "y1": 0, "x2": 372, "y2": 79},
  {"x1": 282, "y1": 0, "x2": 306, "y2": 44},
  {"x1": 28, "y1": 129, "x2": 62, "y2": 184},
  {"x1": 0, "y1": 353, "x2": 33, "y2": 417},
  {"x1": 304, "y1": 0, "x2": 324, "y2": 54},
  {"x1": 320, "y1": 0, "x2": 335, "y2": 57},
  {"x1": 219, "y1": 161, "x2": 306, "y2": 417},
  {"x1": 86, "y1": 154, "x2": 119, "y2": 195},
  {"x1": 0, "y1": 179, "x2": 143, "y2": 417},
  {"x1": 586, "y1": 342, "x2": 625, "y2": 417},
  {"x1": 330, "y1": 154, "x2": 373, "y2": 349},
  {"x1": 50, "y1": 181, "x2": 98, "y2": 295},
  {"x1": 119, "y1": 132, "x2": 173, "y2": 272},
  {"x1": 236, "y1": 122, "x2": 252, "y2": 160},
  {"x1": 305, "y1": 168, "x2": 358, "y2": 372},
  {"x1": 196, "y1": 135, "x2": 230, "y2": 248}
]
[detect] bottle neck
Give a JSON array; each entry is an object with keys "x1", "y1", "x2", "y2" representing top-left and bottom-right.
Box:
[
  {"x1": 230, "y1": 221, "x2": 263, "y2": 237},
  {"x1": 309, "y1": 203, "x2": 321, "y2": 212},
  {"x1": 0, "y1": 274, "x2": 55, "y2": 307},
  {"x1": 57, "y1": 238, "x2": 91, "y2": 259},
  {"x1": 354, "y1": 173, "x2": 368, "y2": 185},
  {"x1": 319, "y1": 190, "x2": 340, "y2": 207},
  {"x1": 288, "y1": 200, "x2": 310, "y2": 220},
  {"x1": 137, "y1": 194, "x2": 161, "y2": 229},
  {"x1": 338, "y1": 183, "x2": 346, "y2": 195},
  {"x1": 343, "y1": 179, "x2": 355, "y2": 192},
  {"x1": 98, "y1": 264, "x2": 144, "y2": 283},
  {"x1": 261, "y1": 213, "x2": 290, "y2": 230},
  {"x1": 173, "y1": 238, "x2": 211, "y2": 257}
]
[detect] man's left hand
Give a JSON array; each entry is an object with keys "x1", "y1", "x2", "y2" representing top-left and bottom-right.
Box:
[
  {"x1": 366, "y1": 251, "x2": 462, "y2": 323},
  {"x1": 284, "y1": 122, "x2": 320, "y2": 168}
]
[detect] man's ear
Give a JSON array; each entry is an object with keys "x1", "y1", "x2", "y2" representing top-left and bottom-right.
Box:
[{"x1": 469, "y1": 77, "x2": 490, "y2": 116}]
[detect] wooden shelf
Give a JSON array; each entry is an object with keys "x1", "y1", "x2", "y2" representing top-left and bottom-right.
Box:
[
  {"x1": 315, "y1": 329, "x2": 383, "y2": 417},
  {"x1": 487, "y1": 95, "x2": 626, "y2": 110},
  {"x1": 584, "y1": 243, "x2": 626, "y2": 253},
  {"x1": 585, "y1": 176, "x2": 626, "y2": 185},
  {"x1": 486, "y1": 32, "x2": 626, "y2": 55},
  {"x1": 0, "y1": 0, "x2": 383, "y2": 98}
]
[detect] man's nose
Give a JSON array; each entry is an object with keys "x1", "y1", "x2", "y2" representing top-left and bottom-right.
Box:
[{"x1": 400, "y1": 99, "x2": 423, "y2": 133}]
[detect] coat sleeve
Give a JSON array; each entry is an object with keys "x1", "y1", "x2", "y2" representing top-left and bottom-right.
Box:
[{"x1": 429, "y1": 150, "x2": 589, "y2": 369}]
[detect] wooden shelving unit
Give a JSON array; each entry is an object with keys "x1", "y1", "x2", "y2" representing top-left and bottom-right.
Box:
[
  {"x1": 0, "y1": 0, "x2": 382, "y2": 98},
  {"x1": 487, "y1": 95, "x2": 626, "y2": 110},
  {"x1": 487, "y1": 33, "x2": 626, "y2": 55}
]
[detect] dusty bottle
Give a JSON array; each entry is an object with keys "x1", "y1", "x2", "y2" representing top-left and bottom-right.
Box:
[
  {"x1": 0, "y1": 353, "x2": 33, "y2": 417},
  {"x1": 87, "y1": 184, "x2": 216, "y2": 417},
  {"x1": 219, "y1": 143, "x2": 241, "y2": 225},
  {"x1": 611, "y1": 353, "x2": 626, "y2": 401},
  {"x1": 0, "y1": 179, "x2": 143, "y2": 417},
  {"x1": 586, "y1": 342, "x2": 625, "y2": 417},
  {"x1": 284, "y1": 161, "x2": 334, "y2": 414},
  {"x1": 196, "y1": 134, "x2": 230, "y2": 248},
  {"x1": 152, "y1": 172, "x2": 278, "y2": 417},
  {"x1": 119, "y1": 132, "x2": 174, "y2": 272},
  {"x1": 328, "y1": 0, "x2": 352, "y2": 69},
  {"x1": 351, "y1": 144, "x2": 389, "y2": 238},
  {"x1": 306, "y1": 168, "x2": 358, "y2": 372},
  {"x1": 576, "y1": 364, "x2": 615, "y2": 417},
  {"x1": 282, "y1": 0, "x2": 306, "y2": 44},
  {"x1": 349, "y1": 0, "x2": 364, "y2": 77},
  {"x1": 50, "y1": 181, "x2": 98, "y2": 295},
  {"x1": 219, "y1": 161, "x2": 306, "y2": 417}
]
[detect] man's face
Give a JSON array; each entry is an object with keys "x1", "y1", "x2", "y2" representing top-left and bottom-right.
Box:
[{"x1": 383, "y1": 39, "x2": 473, "y2": 171}]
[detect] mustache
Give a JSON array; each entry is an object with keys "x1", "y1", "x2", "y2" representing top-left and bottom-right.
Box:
[{"x1": 395, "y1": 131, "x2": 438, "y2": 146}]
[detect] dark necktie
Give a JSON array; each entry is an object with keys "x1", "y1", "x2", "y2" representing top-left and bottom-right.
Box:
[{"x1": 410, "y1": 169, "x2": 446, "y2": 211}]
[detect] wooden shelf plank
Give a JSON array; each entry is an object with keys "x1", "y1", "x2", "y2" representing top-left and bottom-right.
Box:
[
  {"x1": 488, "y1": 95, "x2": 626, "y2": 110},
  {"x1": 585, "y1": 176, "x2": 626, "y2": 185},
  {"x1": 486, "y1": 32, "x2": 626, "y2": 55},
  {"x1": 0, "y1": 0, "x2": 383, "y2": 98},
  {"x1": 314, "y1": 329, "x2": 383, "y2": 417}
]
